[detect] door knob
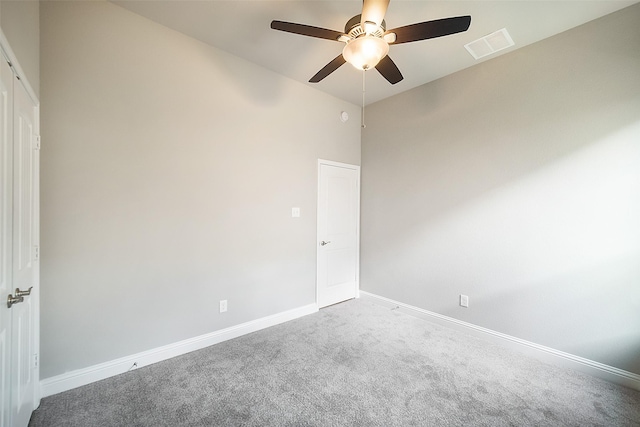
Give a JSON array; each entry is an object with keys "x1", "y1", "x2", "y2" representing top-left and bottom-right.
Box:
[
  {"x1": 15, "y1": 286, "x2": 33, "y2": 297},
  {"x1": 7, "y1": 294, "x2": 24, "y2": 309},
  {"x1": 320, "y1": 241, "x2": 331, "y2": 246}
]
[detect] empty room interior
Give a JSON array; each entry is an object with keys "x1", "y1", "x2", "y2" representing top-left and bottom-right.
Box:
[{"x1": 1, "y1": 0, "x2": 639, "y2": 425}]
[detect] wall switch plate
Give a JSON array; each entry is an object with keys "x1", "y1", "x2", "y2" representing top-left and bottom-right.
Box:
[
  {"x1": 292, "y1": 207, "x2": 300, "y2": 218},
  {"x1": 219, "y1": 300, "x2": 228, "y2": 313},
  {"x1": 460, "y1": 294, "x2": 469, "y2": 308}
]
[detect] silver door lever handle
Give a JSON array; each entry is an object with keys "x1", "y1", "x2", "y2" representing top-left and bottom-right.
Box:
[
  {"x1": 320, "y1": 241, "x2": 331, "y2": 246},
  {"x1": 15, "y1": 287, "x2": 33, "y2": 297}
]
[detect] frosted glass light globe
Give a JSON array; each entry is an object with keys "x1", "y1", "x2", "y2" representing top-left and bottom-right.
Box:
[{"x1": 342, "y1": 35, "x2": 389, "y2": 70}]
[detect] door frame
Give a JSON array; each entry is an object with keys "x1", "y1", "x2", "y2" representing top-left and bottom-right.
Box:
[
  {"x1": 0, "y1": 28, "x2": 41, "y2": 417},
  {"x1": 316, "y1": 159, "x2": 361, "y2": 307}
]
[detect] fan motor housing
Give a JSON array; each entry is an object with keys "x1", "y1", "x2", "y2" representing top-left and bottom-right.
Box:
[{"x1": 345, "y1": 14, "x2": 387, "y2": 39}]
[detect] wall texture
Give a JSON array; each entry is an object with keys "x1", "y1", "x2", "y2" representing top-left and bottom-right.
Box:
[
  {"x1": 0, "y1": 0, "x2": 39, "y2": 98},
  {"x1": 40, "y1": 1, "x2": 360, "y2": 379},
  {"x1": 361, "y1": 4, "x2": 640, "y2": 375}
]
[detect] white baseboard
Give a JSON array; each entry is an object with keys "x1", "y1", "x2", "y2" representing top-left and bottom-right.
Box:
[
  {"x1": 360, "y1": 291, "x2": 640, "y2": 391},
  {"x1": 40, "y1": 303, "x2": 318, "y2": 397}
]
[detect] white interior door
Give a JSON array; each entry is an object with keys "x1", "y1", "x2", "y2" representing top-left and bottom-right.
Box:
[
  {"x1": 11, "y1": 66, "x2": 38, "y2": 427},
  {"x1": 317, "y1": 160, "x2": 360, "y2": 308},
  {"x1": 0, "y1": 51, "x2": 39, "y2": 427},
  {"x1": 0, "y1": 52, "x2": 14, "y2": 427}
]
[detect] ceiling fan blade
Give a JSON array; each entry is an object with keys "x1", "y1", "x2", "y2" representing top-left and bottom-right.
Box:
[
  {"x1": 361, "y1": 0, "x2": 390, "y2": 28},
  {"x1": 271, "y1": 20, "x2": 344, "y2": 42},
  {"x1": 386, "y1": 16, "x2": 471, "y2": 45},
  {"x1": 375, "y1": 55, "x2": 403, "y2": 84},
  {"x1": 309, "y1": 55, "x2": 347, "y2": 83}
]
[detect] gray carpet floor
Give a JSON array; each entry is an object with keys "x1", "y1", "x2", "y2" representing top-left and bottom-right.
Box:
[{"x1": 30, "y1": 299, "x2": 640, "y2": 426}]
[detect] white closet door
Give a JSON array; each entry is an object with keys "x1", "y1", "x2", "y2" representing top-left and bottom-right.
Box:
[
  {"x1": 0, "y1": 51, "x2": 38, "y2": 427},
  {"x1": 0, "y1": 52, "x2": 15, "y2": 427},
  {"x1": 317, "y1": 161, "x2": 360, "y2": 308},
  {"x1": 10, "y1": 68, "x2": 38, "y2": 427}
]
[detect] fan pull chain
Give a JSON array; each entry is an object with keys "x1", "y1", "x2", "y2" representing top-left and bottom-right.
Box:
[{"x1": 361, "y1": 71, "x2": 366, "y2": 128}]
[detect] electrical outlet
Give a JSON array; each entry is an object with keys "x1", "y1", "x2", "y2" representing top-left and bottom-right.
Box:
[
  {"x1": 219, "y1": 300, "x2": 228, "y2": 313},
  {"x1": 460, "y1": 294, "x2": 469, "y2": 308}
]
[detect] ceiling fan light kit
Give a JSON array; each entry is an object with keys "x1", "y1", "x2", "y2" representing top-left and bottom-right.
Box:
[
  {"x1": 271, "y1": 0, "x2": 471, "y2": 85},
  {"x1": 343, "y1": 35, "x2": 389, "y2": 70}
]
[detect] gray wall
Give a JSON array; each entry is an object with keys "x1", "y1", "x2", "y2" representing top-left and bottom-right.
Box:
[
  {"x1": 0, "y1": 0, "x2": 39, "y2": 98},
  {"x1": 361, "y1": 4, "x2": 640, "y2": 375},
  {"x1": 40, "y1": 1, "x2": 360, "y2": 379}
]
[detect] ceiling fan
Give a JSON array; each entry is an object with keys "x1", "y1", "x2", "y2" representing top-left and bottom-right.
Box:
[{"x1": 271, "y1": 0, "x2": 471, "y2": 85}]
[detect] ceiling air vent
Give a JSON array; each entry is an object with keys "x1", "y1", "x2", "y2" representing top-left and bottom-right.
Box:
[{"x1": 464, "y1": 28, "x2": 514, "y2": 60}]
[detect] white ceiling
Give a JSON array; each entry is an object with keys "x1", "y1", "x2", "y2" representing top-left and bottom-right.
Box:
[{"x1": 112, "y1": 0, "x2": 638, "y2": 106}]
